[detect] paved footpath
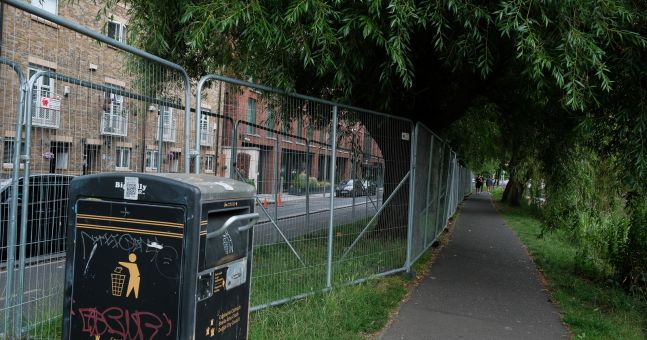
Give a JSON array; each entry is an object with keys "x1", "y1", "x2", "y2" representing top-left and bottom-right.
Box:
[{"x1": 380, "y1": 193, "x2": 569, "y2": 340}]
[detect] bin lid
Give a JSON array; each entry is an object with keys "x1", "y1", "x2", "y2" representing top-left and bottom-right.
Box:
[{"x1": 149, "y1": 173, "x2": 255, "y2": 201}]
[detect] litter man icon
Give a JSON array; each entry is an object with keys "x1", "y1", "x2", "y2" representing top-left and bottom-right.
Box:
[{"x1": 117, "y1": 253, "x2": 141, "y2": 299}]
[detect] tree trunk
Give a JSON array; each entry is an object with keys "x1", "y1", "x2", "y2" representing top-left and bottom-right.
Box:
[
  {"x1": 503, "y1": 179, "x2": 525, "y2": 206},
  {"x1": 359, "y1": 114, "x2": 412, "y2": 239}
]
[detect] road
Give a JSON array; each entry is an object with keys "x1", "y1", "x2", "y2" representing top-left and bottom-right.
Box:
[{"x1": 253, "y1": 194, "x2": 383, "y2": 245}]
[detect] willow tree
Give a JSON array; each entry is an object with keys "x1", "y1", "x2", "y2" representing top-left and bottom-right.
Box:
[{"x1": 93, "y1": 1, "x2": 646, "y2": 233}]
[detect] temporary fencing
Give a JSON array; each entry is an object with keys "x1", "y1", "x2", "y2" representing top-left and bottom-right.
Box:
[{"x1": 0, "y1": 1, "x2": 472, "y2": 337}]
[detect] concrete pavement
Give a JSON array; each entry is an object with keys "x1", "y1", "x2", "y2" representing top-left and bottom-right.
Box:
[{"x1": 380, "y1": 193, "x2": 569, "y2": 340}]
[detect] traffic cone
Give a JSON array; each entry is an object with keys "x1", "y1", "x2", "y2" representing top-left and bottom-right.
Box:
[
  {"x1": 263, "y1": 198, "x2": 269, "y2": 209},
  {"x1": 277, "y1": 193, "x2": 283, "y2": 207}
]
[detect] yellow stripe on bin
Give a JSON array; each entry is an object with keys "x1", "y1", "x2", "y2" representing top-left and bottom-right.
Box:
[
  {"x1": 76, "y1": 223, "x2": 184, "y2": 239},
  {"x1": 76, "y1": 214, "x2": 184, "y2": 228}
]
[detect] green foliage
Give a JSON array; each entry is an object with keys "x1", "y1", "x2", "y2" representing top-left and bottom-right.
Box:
[
  {"x1": 493, "y1": 188, "x2": 647, "y2": 339},
  {"x1": 444, "y1": 97, "x2": 502, "y2": 172},
  {"x1": 250, "y1": 276, "x2": 407, "y2": 339},
  {"x1": 542, "y1": 145, "x2": 647, "y2": 292},
  {"x1": 290, "y1": 172, "x2": 329, "y2": 190},
  {"x1": 92, "y1": 0, "x2": 646, "y2": 114},
  {"x1": 93, "y1": 0, "x2": 647, "y2": 295}
]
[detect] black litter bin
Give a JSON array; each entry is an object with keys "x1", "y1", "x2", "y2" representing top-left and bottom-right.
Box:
[{"x1": 62, "y1": 173, "x2": 259, "y2": 339}]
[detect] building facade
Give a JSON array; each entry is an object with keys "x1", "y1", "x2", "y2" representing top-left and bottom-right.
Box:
[{"x1": 0, "y1": 0, "x2": 383, "y2": 194}]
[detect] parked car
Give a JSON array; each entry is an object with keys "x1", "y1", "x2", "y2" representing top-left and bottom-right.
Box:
[
  {"x1": 335, "y1": 179, "x2": 377, "y2": 197},
  {"x1": 1, "y1": 174, "x2": 74, "y2": 264}
]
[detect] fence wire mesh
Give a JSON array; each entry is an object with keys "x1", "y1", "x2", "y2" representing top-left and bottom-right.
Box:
[
  {"x1": 0, "y1": 1, "x2": 473, "y2": 337},
  {"x1": 0, "y1": 2, "x2": 197, "y2": 337}
]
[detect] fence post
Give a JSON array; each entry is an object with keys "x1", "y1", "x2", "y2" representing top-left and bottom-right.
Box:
[
  {"x1": 274, "y1": 137, "x2": 280, "y2": 219},
  {"x1": 305, "y1": 140, "x2": 310, "y2": 230},
  {"x1": 14, "y1": 70, "x2": 50, "y2": 337},
  {"x1": 424, "y1": 135, "x2": 435, "y2": 248},
  {"x1": 434, "y1": 142, "x2": 446, "y2": 238},
  {"x1": 230, "y1": 120, "x2": 239, "y2": 179},
  {"x1": 1, "y1": 58, "x2": 26, "y2": 339},
  {"x1": 405, "y1": 123, "x2": 417, "y2": 272},
  {"x1": 326, "y1": 106, "x2": 338, "y2": 288},
  {"x1": 157, "y1": 106, "x2": 164, "y2": 172}
]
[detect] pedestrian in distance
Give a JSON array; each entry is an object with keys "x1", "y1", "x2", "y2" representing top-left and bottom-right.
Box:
[
  {"x1": 475, "y1": 175, "x2": 483, "y2": 194},
  {"x1": 486, "y1": 176, "x2": 494, "y2": 193}
]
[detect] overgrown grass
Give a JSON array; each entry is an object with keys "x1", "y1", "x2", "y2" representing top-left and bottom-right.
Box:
[
  {"x1": 492, "y1": 188, "x2": 647, "y2": 339},
  {"x1": 251, "y1": 218, "x2": 407, "y2": 306},
  {"x1": 28, "y1": 315, "x2": 62, "y2": 340},
  {"x1": 249, "y1": 275, "x2": 409, "y2": 339},
  {"x1": 250, "y1": 208, "x2": 459, "y2": 339}
]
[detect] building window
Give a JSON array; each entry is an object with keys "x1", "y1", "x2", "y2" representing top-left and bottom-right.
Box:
[
  {"x1": 265, "y1": 107, "x2": 275, "y2": 137},
  {"x1": 205, "y1": 155, "x2": 214, "y2": 172},
  {"x1": 363, "y1": 131, "x2": 373, "y2": 158},
  {"x1": 2, "y1": 139, "x2": 22, "y2": 167},
  {"x1": 296, "y1": 118, "x2": 303, "y2": 139},
  {"x1": 307, "y1": 126, "x2": 314, "y2": 142},
  {"x1": 116, "y1": 147, "x2": 131, "y2": 170},
  {"x1": 101, "y1": 87, "x2": 128, "y2": 136},
  {"x1": 319, "y1": 129, "x2": 327, "y2": 144},
  {"x1": 145, "y1": 150, "x2": 159, "y2": 171},
  {"x1": 31, "y1": 0, "x2": 57, "y2": 15},
  {"x1": 169, "y1": 153, "x2": 180, "y2": 172},
  {"x1": 282, "y1": 121, "x2": 291, "y2": 141},
  {"x1": 28, "y1": 68, "x2": 59, "y2": 128},
  {"x1": 107, "y1": 21, "x2": 127, "y2": 43},
  {"x1": 157, "y1": 105, "x2": 177, "y2": 142},
  {"x1": 83, "y1": 145, "x2": 100, "y2": 175},
  {"x1": 246, "y1": 98, "x2": 256, "y2": 134},
  {"x1": 200, "y1": 114, "x2": 213, "y2": 146},
  {"x1": 51, "y1": 143, "x2": 69, "y2": 170}
]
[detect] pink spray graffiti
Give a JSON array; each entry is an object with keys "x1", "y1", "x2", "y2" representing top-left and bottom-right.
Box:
[{"x1": 77, "y1": 306, "x2": 173, "y2": 339}]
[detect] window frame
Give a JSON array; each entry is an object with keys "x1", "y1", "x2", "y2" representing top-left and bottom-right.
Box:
[
  {"x1": 246, "y1": 98, "x2": 257, "y2": 134},
  {"x1": 52, "y1": 143, "x2": 69, "y2": 170},
  {"x1": 28, "y1": 67, "x2": 59, "y2": 128},
  {"x1": 101, "y1": 86, "x2": 128, "y2": 136},
  {"x1": 115, "y1": 147, "x2": 131, "y2": 170},
  {"x1": 200, "y1": 113, "x2": 213, "y2": 146},
  {"x1": 107, "y1": 20, "x2": 127, "y2": 43},
  {"x1": 144, "y1": 150, "x2": 159, "y2": 172},
  {"x1": 156, "y1": 105, "x2": 177, "y2": 142},
  {"x1": 2, "y1": 138, "x2": 23, "y2": 168},
  {"x1": 265, "y1": 106, "x2": 275, "y2": 138},
  {"x1": 31, "y1": 0, "x2": 57, "y2": 15},
  {"x1": 204, "y1": 155, "x2": 214, "y2": 173}
]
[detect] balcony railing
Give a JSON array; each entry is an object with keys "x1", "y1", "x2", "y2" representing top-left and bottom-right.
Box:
[
  {"x1": 32, "y1": 107, "x2": 60, "y2": 128},
  {"x1": 101, "y1": 111, "x2": 128, "y2": 136},
  {"x1": 200, "y1": 130, "x2": 214, "y2": 146},
  {"x1": 156, "y1": 125, "x2": 177, "y2": 142}
]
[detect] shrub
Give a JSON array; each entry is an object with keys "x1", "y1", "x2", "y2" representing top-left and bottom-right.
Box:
[{"x1": 543, "y1": 146, "x2": 630, "y2": 277}]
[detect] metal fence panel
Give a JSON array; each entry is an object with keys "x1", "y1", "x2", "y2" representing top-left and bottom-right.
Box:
[
  {"x1": 0, "y1": 2, "x2": 474, "y2": 334},
  {"x1": 410, "y1": 124, "x2": 431, "y2": 263},
  {"x1": 334, "y1": 110, "x2": 410, "y2": 282},
  {"x1": 0, "y1": 2, "x2": 194, "y2": 337}
]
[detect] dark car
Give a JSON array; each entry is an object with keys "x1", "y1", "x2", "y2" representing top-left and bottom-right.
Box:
[
  {"x1": 1, "y1": 174, "x2": 74, "y2": 264},
  {"x1": 335, "y1": 179, "x2": 377, "y2": 197}
]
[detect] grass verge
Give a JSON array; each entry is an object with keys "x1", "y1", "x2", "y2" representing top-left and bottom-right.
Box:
[
  {"x1": 491, "y1": 188, "x2": 647, "y2": 339},
  {"x1": 250, "y1": 207, "x2": 461, "y2": 339}
]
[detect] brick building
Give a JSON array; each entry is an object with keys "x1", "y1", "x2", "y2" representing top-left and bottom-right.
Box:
[
  {"x1": 0, "y1": 0, "x2": 223, "y2": 177},
  {"x1": 0, "y1": 0, "x2": 383, "y2": 193},
  {"x1": 219, "y1": 87, "x2": 384, "y2": 194}
]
